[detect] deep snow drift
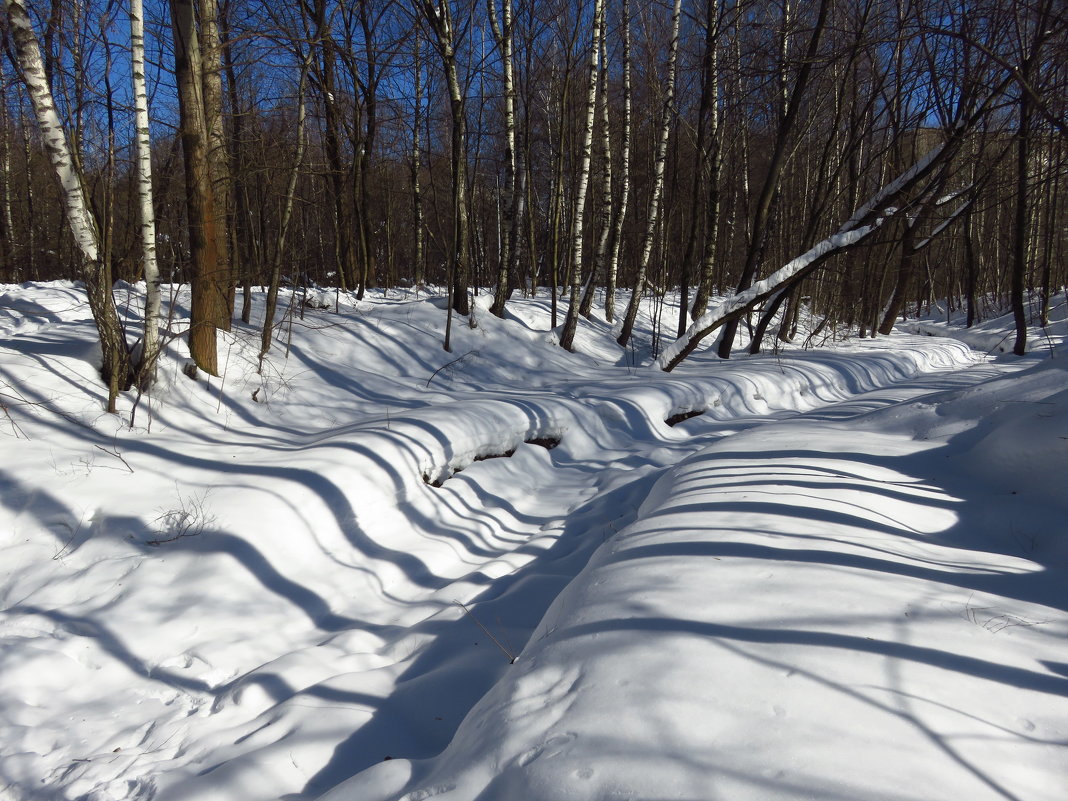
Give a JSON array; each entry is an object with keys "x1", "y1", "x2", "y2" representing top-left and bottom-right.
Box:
[{"x1": 1, "y1": 283, "x2": 1065, "y2": 801}]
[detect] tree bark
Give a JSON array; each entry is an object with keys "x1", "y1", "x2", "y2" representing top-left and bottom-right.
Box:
[
  {"x1": 716, "y1": 0, "x2": 828, "y2": 358},
  {"x1": 200, "y1": 0, "x2": 232, "y2": 328},
  {"x1": 1011, "y1": 83, "x2": 1030, "y2": 356},
  {"x1": 616, "y1": 0, "x2": 682, "y2": 348},
  {"x1": 170, "y1": 0, "x2": 222, "y2": 375},
  {"x1": 6, "y1": 0, "x2": 130, "y2": 408},
  {"x1": 130, "y1": 0, "x2": 161, "y2": 389},
  {"x1": 421, "y1": 0, "x2": 470, "y2": 317},
  {"x1": 260, "y1": 57, "x2": 310, "y2": 365},
  {"x1": 489, "y1": 0, "x2": 518, "y2": 317},
  {"x1": 411, "y1": 24, "x2": 426, "y2": 287},
  {"x1": 604, "y1": 0, "x2": 631, "y2": 324},
  {"x1": 312, "y1": 0, "x2": 357, "y2": 293},
  {"x1": 559, "y1": 0, "x2": 605, "y2": 351},
  {"x1": 580, "y1": 20, "x2": 612, "y2": 320}
]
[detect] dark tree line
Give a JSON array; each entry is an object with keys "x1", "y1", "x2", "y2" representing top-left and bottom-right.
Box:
[{"x1": 1, "y1": 0, "x2": 1065, "y2": 396}]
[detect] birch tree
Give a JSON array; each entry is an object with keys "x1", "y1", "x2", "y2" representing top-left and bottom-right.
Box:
[
  {"x1": 130, "y1": 0, "x2": 161, "y2": 389},
  {"x1": 715, "y1": 0, "x2": 829, "y2": 358},
  {"x1": 579, "y1": 14, "x2": 612, "y2": 319},
  {"x1": 488, "y1": 0, "x2": 519, "y2": 318},
  {"x1": 616, "y1": 0, "x2": 682, "y2": 348},
  {"x1": 689, "y1": 0, "x2": 726, "y2": 323},
  {"x1": 559, "y1": 0, "x2": 604, "y2": 352},
  {"x1": 656, "y1": 72, "x2": 1013, "y2": 372},
  {"x1": 420, "y1": 0, "x2": 472, "y2": 325},
  {"x1": 605, "y1": 0, "x2": 632, "y2": 324},
  {"x1": 5, "y1": 0, "x2": 130, "y2": 410}
]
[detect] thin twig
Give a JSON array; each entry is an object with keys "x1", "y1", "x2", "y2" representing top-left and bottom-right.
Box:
[
  {"x1": 455, "y1": 601, "x2": 517, "y2": 663},
  {"x1": 93, "y1": 444, "x2": 134, "y2": 474},
  {"x1": 426, "y1": 350, "x2": 478, "y2": 388}
]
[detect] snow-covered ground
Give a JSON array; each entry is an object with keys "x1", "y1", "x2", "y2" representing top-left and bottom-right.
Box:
[{"x1": 1, "y1": 283, "x2": 1065, "y2": 801}]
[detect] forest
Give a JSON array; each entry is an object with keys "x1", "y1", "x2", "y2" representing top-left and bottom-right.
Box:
[
  {"x1": 1, "y1": 0, "x2": 1065, "y2": 406},
  {"x1": 2, "y1": 2, "x2": 1068, "y2": 799}
]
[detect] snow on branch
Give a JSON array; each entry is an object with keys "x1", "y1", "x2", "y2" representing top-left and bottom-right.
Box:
[{"x1": 655, "y1": 142, "x2": 951, "y2": 372}]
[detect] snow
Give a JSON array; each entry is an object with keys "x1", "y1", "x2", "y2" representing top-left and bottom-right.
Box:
[
  {"x1": 901, "y1": 292, "x2": 1068, "y2": 356},
  {"x1": 1, "y1": 282, "x2": 1065, "y2": 801}
]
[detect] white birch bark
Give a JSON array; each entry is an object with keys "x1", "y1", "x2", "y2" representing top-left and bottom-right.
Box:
[
  {"x1": 411, "y1": 27, "x2": 425, "y2": 286},
  {"x1": 0, "y1": 55, "x2": 14, "y2": 279},
  {"x1": 604, "y1": 0, "x2": 631, "y2": 324},
  {"x1": 655, "y1": 143, "x2": 951, "y2": 371},
  {"x1": 559, "y1": 0, "x2": 604, "y2": 351},
  {"x1": 6, "y1": 0, "x2": 130, "y2": 406},
  {"x1": 130, "y1": 0, "x2": 161, "y2": 387},
  {"x1": 488, "y1": 0, "x2": 517, "y2": 317},
  {"x1": 580, "y1": 21, "x2": 611, "y2": 319},
  {"x1": 7, "y1": 0, "x2": 99, "y2": 262},
  {"x1": 616, "y1": 0, "x2": 682, "y2": 348}
]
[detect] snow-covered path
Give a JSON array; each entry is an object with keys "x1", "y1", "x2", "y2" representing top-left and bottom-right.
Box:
[
  {"x1": 1, "y1": 285, "x2": 1065, "y2": 801},
  {"x1": 322, "y1": 357, "x2": 1068, "y2": 801}
]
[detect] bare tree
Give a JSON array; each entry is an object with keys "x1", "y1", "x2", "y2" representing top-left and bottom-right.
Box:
[
  {"x1": 715, "y1": 0, "x2": 830, "y2": 358},
  {"x1": 5, "y1": 0, "x2": 130, "y2": 409},
  {"x1": 420, "y1": 0, "x2": 472, "y2": 331},
  {"x1": 605, "y1": 0, "x2": 632, "y2": 324},
  {"x1": 130, "y1": 0, "x2": 161, "y2": 388},
  {"x1": 616, "y1": 0, "x2": 683, "y2": 349},
  {"x1": 657, "y1": 71, "x2": 1013, "y2": 372},
  {"x1": 559, "y1": 0, "x2": 604, "y2": 351},
  {"x1": 260, "y1": 55, "x2": 311, "y2": 365},
  {"x1": 488, "y1": 0, "x2": 519, "y2": 317},
  {"x1": 170, "y1": 0, "x2": 225, "y2": 375},
  {"x1": 411, "y1": 18, "x2": 426, "y2": 287}
]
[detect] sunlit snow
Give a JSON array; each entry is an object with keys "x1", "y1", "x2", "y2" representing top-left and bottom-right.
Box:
[{"x1": 1, "y1": 283, "x2": 1065, "y2": 801}]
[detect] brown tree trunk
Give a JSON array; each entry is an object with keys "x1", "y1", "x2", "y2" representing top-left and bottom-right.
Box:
[
  {"x1": 170, "y1": 0, "x2": 223, "y2": 375},
  {"x1": 200, "y1": 0, "x2": 232, "y2": 329}
]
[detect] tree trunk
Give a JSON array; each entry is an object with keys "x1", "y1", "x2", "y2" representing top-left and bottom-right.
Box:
[
  {"x1": 312, "y1": 0, "x2": 356, "y2": 294},
  {"x1": 357, "y1": 1, "x2": 379, "y2": 296},
  {"x1": 130, "y1": 0, "x2": 161, "y2": 389},
  {"x1": 421, "y1": 0, "x2": 470, "y2": 317},
  {"x1": 170, "y1": 0, "x2": 222, "y2": 375},
  {"x1": 7, "y1": 0, "x2": 130, "y2": 408},
  {"x1": 616, "y1": 0, "x2": 682, "y2": 348},
  {"x1": 411, "y1": 26, "x2": 426, "y2": 287},
  {"x1": 580, "y1": 23, "x2": 612, "y2": 320},
  {"x1": 260, "y1": 58, "x2": 310, "y2": 365},
  {"x1": 489, "y1": 0, "x2": 518, "y2": 317},
  {"x1": 878, "y1": 186, "x2": 943, "y2": 335},
  {"x1": 559, "y1": 0, "x2": 605, "y2": 351},
  {"x1": 219, "y1": 4, "x2": 252, "y2": 323},
  {"x1": 200, "y1": 0, "x2": 232, "y2": 329},
  {"x1": 0, "y1": 39, "x2": 16, "y2": 281},
  {"x1": 1011, "y1": 84, "x2": 1030, "y2": 356},
  {"x1": 717, "y1": 0, "x2": 828, "y2": 358},
  {"x1": 605, "y1": 0, "x2": 631, "y2": 324},
  {"x1": 679, "y1": 0, "x2": 720, "y2": 333}
]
